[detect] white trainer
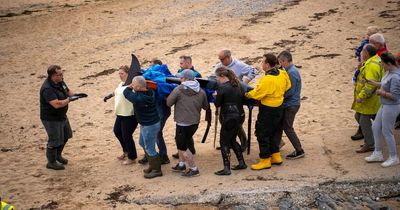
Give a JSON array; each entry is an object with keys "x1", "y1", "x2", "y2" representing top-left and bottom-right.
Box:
[
  {"x1": 381, "y1": 156, "x2": 400, "y2": 167},
  {"x1": 365, "y1": 151, "x2": 384, "y2": 162}
]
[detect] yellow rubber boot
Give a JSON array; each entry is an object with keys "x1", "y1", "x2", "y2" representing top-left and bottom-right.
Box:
[
  {"x1": 251, "y1": 158, "x2": 271, "y2": 170},
  {"x1": 271, "y1": 152, "x2": 283, "y2": 165}
]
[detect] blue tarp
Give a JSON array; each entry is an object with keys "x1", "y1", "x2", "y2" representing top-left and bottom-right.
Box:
[{"x1": 143, "y1": 64, "x2": 216, "y2": 103}]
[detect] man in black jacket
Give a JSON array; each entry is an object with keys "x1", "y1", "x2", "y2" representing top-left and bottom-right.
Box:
[
  {"x1": 40, "y1": 65, "x2": 86, "y2": 170},
  {"x1": 123, "y1": 76, "x2": 162, "y2": 179}
]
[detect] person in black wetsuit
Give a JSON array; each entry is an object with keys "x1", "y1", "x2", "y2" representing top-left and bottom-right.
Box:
[{"x1": 214, "y1": 66, "x2": 247, "y2": 176}]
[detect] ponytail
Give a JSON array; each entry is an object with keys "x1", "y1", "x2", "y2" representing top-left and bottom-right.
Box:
[{"x1": 215, "y1": 66, "x2": 241, "y2": 87}]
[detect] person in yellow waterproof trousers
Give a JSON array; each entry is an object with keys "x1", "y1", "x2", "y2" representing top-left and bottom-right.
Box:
[{"x1": 246, "y1": 53, "x2": 291, "y2": 170}]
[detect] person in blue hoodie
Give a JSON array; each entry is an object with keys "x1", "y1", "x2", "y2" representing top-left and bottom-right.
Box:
[
  {"x1": 365, "y1": 52, "x2": 400, "y2": 167},
  {"x1": 123, "y1": 76, "x2": 162, "y2": 178}
]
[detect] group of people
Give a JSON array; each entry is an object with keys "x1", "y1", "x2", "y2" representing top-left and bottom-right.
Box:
[
  {"x1": 350, "y1": 26, "x2": 400, "y2": 167},
  {"x1": 39, "y1": 49, "x2": 307, "y2": 178}
]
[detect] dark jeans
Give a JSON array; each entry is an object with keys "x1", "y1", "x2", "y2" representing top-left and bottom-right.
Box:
[
  {"x1": 113, "y1": 115, "x2": 138, "y2": 160},
  {"x1": 274, "y1": 105, "x2": 303, "y2": 152},
  {"x1": 255, "y1": 105, "x2": 283, "y2": 158},
  {"x1": 355, "y1": 112, "x2": 375, "y2": 147},
  {"x1": 156, "y1": 100, "x2": 171, "y2": 157}
]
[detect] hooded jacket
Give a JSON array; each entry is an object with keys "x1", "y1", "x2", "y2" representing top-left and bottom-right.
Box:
[
  {"x1": 352, "y1": 55, "x2": 384, "y2": 114},
  {"x1": 166, "y1": 80, "x2": 209, "y2": 125},
  {"x1": 123, "y1": 87, "x2": 160, "y2": 126}
]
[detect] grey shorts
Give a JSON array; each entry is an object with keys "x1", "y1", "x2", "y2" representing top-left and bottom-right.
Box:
[{"x1": 41, "y1": 118, "x2": 72, "y2": 148}]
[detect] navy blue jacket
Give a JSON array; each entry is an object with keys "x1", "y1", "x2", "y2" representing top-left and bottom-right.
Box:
[{"x1": 123, "y1": 87, "x2": 160, "y2": 126}]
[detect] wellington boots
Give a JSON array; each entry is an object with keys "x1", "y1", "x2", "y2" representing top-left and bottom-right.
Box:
[
  {"x1": 271, "y1": 152, "x2": 283, "y2": 165},
  {"x1": 160, "y1": 155, "x2": 170, "y2": 165},
  {"x1": 231, "y1": 142, "x2": 247, "y2": 170},
  {"x1": 215, "y1": 147, "x2": 231, "y2": 176},
  {"x1": 215, "y1": 165, "x2": 231, "y2": 176},
  {"x1": 251, "y1": 158, "x2": 271, "y2": 170},
  {"x1": 351, "y1": 126, "x2": 364, "y2": 140},
  {"x1": 138, "y1": 152, "x2": 148, "y2": 165},
  {"x1": 46, "y1": 148, "x2": 65, "y2": 170},
  {"x1": 144, "y1": 155, "x2": 163, "y2": 179},
  {"x1": 142, "y1": 153, "x2": 152, "y2": 173},
  {"x1": 56, "y1": 144, "x2": 68, "y2": 165}
]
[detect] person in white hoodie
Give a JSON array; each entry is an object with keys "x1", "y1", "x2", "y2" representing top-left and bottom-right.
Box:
[
  {"x1": 166, "y1": 69, "x2": 209, "y2": 177},
  {"x1": 365, "y1": 52, "x2": 400, "y2": 167}
]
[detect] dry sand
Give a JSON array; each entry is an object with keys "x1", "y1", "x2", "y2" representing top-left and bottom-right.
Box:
[{"x1": 0, "y1": 0, "x2": 399, "y2": 209}]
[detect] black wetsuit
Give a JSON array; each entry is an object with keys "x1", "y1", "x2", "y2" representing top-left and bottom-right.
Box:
[{"x1": 215, "y1": 81, "x2": 245, "y2": 169}]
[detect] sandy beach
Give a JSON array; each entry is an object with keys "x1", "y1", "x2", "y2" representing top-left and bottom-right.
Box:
[{"x1": 0, "y1": 0, "x2": 399, "y2": 209}]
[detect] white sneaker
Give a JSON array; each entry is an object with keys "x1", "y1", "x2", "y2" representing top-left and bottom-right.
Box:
[
  {"x1": 365, "y1": 151, "x2": 384, "y2": 162},
  {"x1": 381, "y1": 156, "x2": 400, "y2": 167}
]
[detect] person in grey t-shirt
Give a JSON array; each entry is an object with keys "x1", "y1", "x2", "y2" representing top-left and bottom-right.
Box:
[{"x1": 365, "y1": 52, "x2": 400, "y2": 167}]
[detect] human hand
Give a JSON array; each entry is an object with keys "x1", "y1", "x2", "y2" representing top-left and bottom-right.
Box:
[
  {"x1": 242, "y1": 76, "x2": 250, "y2": 84},
  {"x1": 103, "y1": 93, "x2": 113, "y2": 102},
  {"x1": 376, "y1": 89, "x2": 384, "y2": 96}
]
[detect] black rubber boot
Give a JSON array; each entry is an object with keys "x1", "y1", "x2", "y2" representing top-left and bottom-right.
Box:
[
  {"x1": 138, "y1": 152, "x2": 148, "y2": 165},
  {"x1": 231, "y1": 142, "x2": 247, "y2": 170},
  {"x1": 144, "y1": 155, "x2": 163, "y2": 179},
  {"x1": 142, "y1": 153, "x2": 152, "y2": 173},
  {"x1": 160, "y1": 155, "x2": 170, "y2": 165},
  {"x1": 56, "y1": 144, "x2": 68, "y2": 165},
  {"x1": 215, "y1": 147, "x2": 231, "y2": 176},
  {"x1": 46, "y1": 147, "x2": 65, "y2": 170},
  {"x1": 172, "y1": 152, "x2": 179, "y2": 159},
  {"x1": 351, "y1": 126, "x2": 364, "y2": 140}
]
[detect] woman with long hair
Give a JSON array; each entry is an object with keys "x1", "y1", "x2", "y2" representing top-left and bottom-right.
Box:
[
  {"x1": 365, "y1": 52, "x2": 400, "y2": 167},
  {"x1": 214, "y1": 66, "x2": 247, "y2": 176},
  {"x1": 104, "y1": 65, "x2": 138, "y2": 165}
]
